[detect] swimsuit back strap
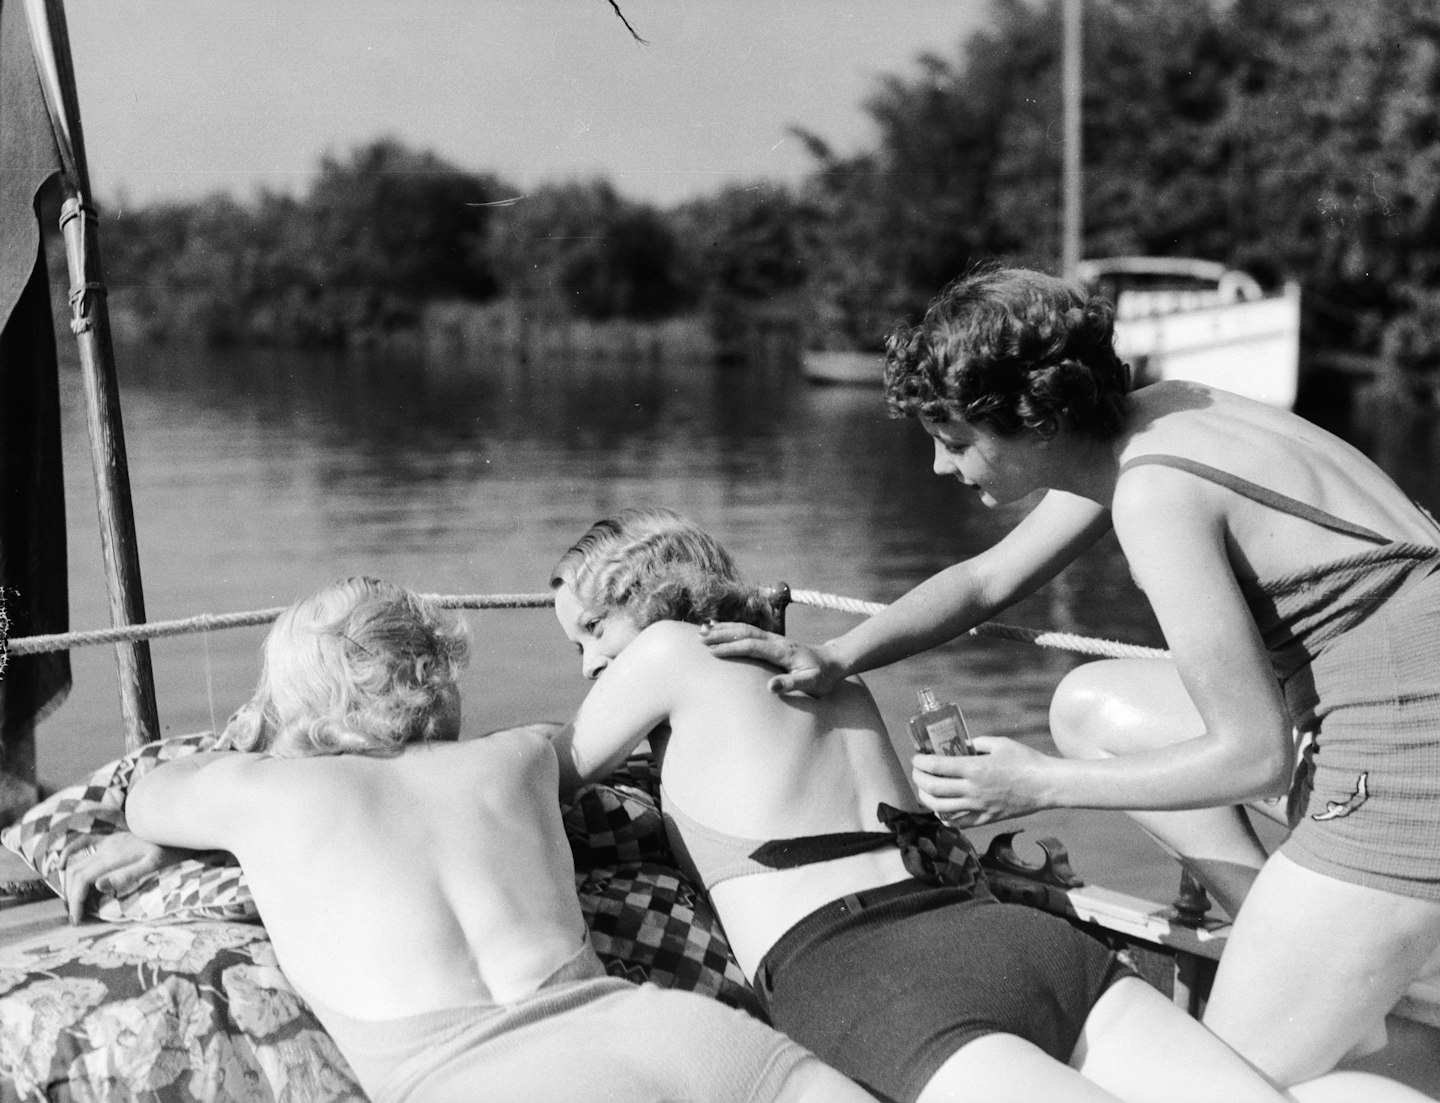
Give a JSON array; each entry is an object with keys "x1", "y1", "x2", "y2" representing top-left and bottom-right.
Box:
[
  {"x1": 1119, "y1": 454, "x2": 1391, "y2": 545},
  {"x1": 748, "y1": 831, "x2": 893, "y2": 869}
]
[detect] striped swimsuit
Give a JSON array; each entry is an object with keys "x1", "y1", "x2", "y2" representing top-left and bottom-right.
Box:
[{"x1": 1123, "y1": 455, "x2": 1440, "y2": 900}]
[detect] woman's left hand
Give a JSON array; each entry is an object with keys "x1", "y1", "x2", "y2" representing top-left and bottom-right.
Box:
[{"x1": 911, "y1": 737, "x2": 1056, "y2": 826}]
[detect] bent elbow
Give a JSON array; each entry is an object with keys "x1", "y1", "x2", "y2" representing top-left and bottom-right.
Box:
[
  {"x1": 1239, "y1": 742, "x2": 1293, "y2": 803},
  {"x1": 124, "y1": 778, "x2": 159, "y2": 841}
]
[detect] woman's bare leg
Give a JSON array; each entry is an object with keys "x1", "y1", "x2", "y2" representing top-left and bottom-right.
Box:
[
  {"x1": 1050, "y1": 658, "x2": 1269, "y2": 916},
  {"x1": 917, "y1": 1032, "x2": 1127, "y2": 1103},
  {"x1": 774, "y1": 1057, "x2": 877, "y2": 1103},
  {"x1": 1203, "y1": 852, "x2": 1440, "y2": 1088},
  {"x1": 1070, "y1": 977, "x2": 1288, "y2": 1102},
  {"x1": 1074, "y1": 976, "x2": 1435, "y2": 1103}
]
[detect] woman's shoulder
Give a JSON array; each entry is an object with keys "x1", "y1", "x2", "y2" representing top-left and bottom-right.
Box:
[{"x1": 632, "y1": 618, "x2": 705, "y2": 657}]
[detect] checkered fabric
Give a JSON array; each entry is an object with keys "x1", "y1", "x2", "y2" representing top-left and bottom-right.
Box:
[
  {"x1": 0, "y1": 733, "x2": 249, "y2": 924},
  {"x1": 578, "y1": 860, "x2": 763, "y2": 1018},
  {"x1": 563, "y1": 782, "x2": 671, "y2": 867},
  {"x1": 92, "y1": 854, "x2": 254, "y2": 924}
]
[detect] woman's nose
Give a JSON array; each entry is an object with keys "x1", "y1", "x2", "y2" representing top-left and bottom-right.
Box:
[
  {"x1": 583, "y1": 652, "x2": 607, "y2": 680},
  {"x1": 931, "y1": 440, "x2": 952, "y2": 475}
]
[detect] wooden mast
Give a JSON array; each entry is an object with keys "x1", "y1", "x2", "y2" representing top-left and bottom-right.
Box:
[
  {"x1": 1061, "y1": 0, "x2": 1083, "y2": 280},
  {"x1": 23, "y1": 0, "x2": 159, "y2": 749}
]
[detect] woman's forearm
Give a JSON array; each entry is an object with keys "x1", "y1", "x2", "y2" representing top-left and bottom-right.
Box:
[
  {"x1": 827, "y1": 491, "x2": 1111, "y2": 678},
  {"x1": 824, "y1": 561, "x2": 997, "y2": 676},
  {"x1": 1044, "y1": 728, "x2": 1290, "y2": 812}
]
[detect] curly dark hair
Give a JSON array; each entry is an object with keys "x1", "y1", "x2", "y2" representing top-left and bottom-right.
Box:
[
  {"x1": 883, "y1": 264, "x2": 1132, "y2": 439},
  {"x1": 552, "y1": 508, "x2": 783, "y2": 633}
]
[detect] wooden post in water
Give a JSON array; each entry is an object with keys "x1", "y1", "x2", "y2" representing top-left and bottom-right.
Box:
[{"x1": 26, "y1": 0, "x2": 159, "y2": 749}]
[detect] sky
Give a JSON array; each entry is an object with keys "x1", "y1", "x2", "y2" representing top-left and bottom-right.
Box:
[{"x1": 61, "y1": 1, "x2": 992, "y2": 211}]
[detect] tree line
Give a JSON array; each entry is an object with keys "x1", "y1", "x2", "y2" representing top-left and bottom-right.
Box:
[{"x1": 96, "y1": 0, "x2": 1439, "y2": 385}]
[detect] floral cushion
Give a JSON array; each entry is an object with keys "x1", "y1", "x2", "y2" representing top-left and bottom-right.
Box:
[
  {"x1": 0, "y1": 734, "x2": 257, "y2": 924},
  {"x1": 0, "y1": 920, "x2": 363, "y2": 1102}
]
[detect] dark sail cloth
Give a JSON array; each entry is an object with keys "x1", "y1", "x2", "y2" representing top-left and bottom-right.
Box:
[{"x1": 0, "y1": 0, "x2": 71, "y2": 808}]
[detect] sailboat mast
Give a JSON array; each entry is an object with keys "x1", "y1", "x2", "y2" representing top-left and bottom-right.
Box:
[
  {"x1": 24, "y1": 0, "x2": 160, "y2": 749},
  {"x1": 1061, "y1": 0, "x2": 1082, "y2": 279}
]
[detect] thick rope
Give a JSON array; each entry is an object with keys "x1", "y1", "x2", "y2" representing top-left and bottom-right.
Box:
[
  {"x1": 3, "y1": 594, "x2": 556, "y2": 657},
  {"x1": 789, "y1": 590, "x2": 1168, "y2": 661},
  {"x1": 4, "y1": 589, "x2": 1167, "y2": 662}
]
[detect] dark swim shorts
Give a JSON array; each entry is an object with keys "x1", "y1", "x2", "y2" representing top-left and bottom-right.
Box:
[{"x1": 753, "y1": 878, "x2": 1134, "y2": 1103}]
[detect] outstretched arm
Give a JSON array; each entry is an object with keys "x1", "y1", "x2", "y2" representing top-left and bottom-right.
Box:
[{"x1": 703, "y1": 491, "x2": 1111, "y2": 693}]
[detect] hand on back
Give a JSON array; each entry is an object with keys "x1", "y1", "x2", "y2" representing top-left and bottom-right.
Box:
[{"x1": 699, "y1": 622, "x2": 842, "y2": 696}]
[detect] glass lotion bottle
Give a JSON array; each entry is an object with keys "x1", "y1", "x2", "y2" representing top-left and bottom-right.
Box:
[{"x1": 907, "y1": 687, "x2": 975, "y2": 756}]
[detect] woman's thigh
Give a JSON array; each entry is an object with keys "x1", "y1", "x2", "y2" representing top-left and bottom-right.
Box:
[{"x1": 1204, "y1": 851, "x2": 1440, "y2": 1085}]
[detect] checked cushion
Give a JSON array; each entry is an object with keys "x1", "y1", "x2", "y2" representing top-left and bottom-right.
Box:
[
  {"x1": 563, "y1": 782, "x2": 670, "y2": 868},
  {"x1": 0, "y1": 733, "x2": 257, "y2": 924},
  {"x1": 565, "y1": 778, "x2": 762, "y2": 1018},
  {"x1": 578, "y1": 861, "x2": 762, "y2": 1018}
]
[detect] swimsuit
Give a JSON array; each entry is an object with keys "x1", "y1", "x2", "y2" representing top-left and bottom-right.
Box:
[
  {"x1": 661, "y1": 788, "x2": 1133, "y2": 1103},
  {"x1": 1121, "y1": 454, "x2": 1440, "y2": 901},
  {"x1": 302, "y1": 940, "x2": 811, "y2": 1103}
]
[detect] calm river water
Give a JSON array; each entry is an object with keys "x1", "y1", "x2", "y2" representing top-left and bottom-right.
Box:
[{"x1": 43, "y1": 338, "x2": 1440, "y2": 904}]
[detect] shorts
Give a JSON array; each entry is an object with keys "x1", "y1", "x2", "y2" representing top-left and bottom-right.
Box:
[{"x1": 753, "y1": 879, "x2": 1133, "y2": 1103}]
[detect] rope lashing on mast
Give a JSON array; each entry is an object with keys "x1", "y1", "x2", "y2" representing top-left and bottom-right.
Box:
[{"x1": 1, "y1": 590, "x2": 1168, "y2": 662}]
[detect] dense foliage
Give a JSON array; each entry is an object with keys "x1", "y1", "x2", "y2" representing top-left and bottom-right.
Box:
[{"x1": 96, "y1": 0, "x2": 1439, "y2": 380}]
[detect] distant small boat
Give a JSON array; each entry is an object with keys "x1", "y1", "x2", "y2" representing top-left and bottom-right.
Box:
[
  {"x1": 1077, "y1": 256, "x2": 1301, "y2": 409},
  {"x1": 801, "y1": 348, "x2": 884, "y2": 387}
]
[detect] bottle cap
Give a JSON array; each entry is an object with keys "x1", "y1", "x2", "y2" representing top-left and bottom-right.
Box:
[{"x1": 917, "y1": 687, "x2": 939, "y2": 711}]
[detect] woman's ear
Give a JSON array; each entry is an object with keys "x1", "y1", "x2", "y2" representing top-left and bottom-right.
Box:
[
  {"x1": 219, "y1": 699, "x2": 267, "y2": 751},
  {"x1": 1032, "y1": 415, "x2": 1061, "y2": 441}
]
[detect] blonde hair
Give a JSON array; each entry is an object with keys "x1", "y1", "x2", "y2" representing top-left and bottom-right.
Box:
[
  {"x1": 551, "y1": 507, "x2": 781, "y2": 632},
  {"x1": 222, "y1": 577, "x2": 470, "y2": 758}
]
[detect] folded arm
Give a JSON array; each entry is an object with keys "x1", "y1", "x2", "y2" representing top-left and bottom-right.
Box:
[
  {"x1": 127, "y1": 752, "x2": 268, "y2": 853},
  {"x1": 553, "y1": 627, "x2": 677, "y2": 800},
  {"x1": 914, "y1": 474, "x2": 1292, "y2": 821}
]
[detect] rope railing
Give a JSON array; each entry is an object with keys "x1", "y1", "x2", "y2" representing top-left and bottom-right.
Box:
[
  {"x1": 2, "y1": 590, "x2": 1168, "y2": 662},
  {"x1": 788, "y1": 589, "x2": 1168, "y2": 661}
]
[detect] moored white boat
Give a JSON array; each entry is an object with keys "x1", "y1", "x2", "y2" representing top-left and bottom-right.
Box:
[
  {"x1": 1076, "y1": 256, "x2": 1302, "y2": 409},
  {"x1": 803, "y1": 257, "x2": 1301, "y2": 408}
]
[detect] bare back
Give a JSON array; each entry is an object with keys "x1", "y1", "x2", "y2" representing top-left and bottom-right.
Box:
[
  {"x1": 571, "y1": 620, "x2": 921, "y2": 973},
  {"x1": 1121, "y1": 383, "x2": 1440, "y2": 581},
  {"x1": 135, "y1": 730, "x2": 588, "y2": 1021}
]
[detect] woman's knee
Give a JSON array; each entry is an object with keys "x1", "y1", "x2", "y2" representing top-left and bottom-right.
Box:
[
  {"x1": 1049, "y1": 663, "x2": 1123, "y2": 758},
  {"x1": 1049, "y1": 659, "x2": 1198, "y2": 759}
]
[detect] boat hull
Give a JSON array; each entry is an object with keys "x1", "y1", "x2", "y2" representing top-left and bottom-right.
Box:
[{"x1": 1113, "y1": 284, "x2": 1301, "y2": 408}]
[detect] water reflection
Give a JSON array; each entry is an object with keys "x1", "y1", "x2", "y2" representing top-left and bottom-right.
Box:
[{"x1": 48, "y1": 340, "x2": 1440, "y2": 901}]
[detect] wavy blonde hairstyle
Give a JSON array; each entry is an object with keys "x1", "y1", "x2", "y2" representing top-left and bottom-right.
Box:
[
  {"x1": 222, "y1": 576, "x2": 470, "y2": 758},
  {"x1": 551, "y1": 508, "x2": 782, "y2": 633}
]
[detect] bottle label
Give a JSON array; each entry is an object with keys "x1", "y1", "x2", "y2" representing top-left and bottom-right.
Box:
[{"x1": 927, "y1": 716, "x2": 970, "y2": 755}]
